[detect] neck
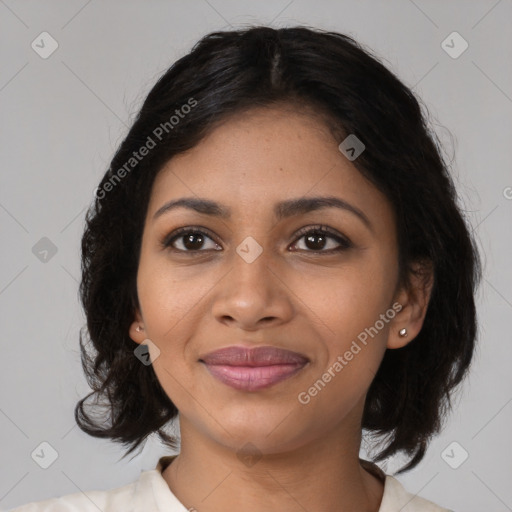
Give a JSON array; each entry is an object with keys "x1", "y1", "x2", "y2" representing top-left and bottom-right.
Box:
[{"x1": 162, "y1": 418, "x2": 384, "y2": 512}]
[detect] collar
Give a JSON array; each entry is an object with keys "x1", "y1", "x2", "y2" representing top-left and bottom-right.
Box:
[{"x1": 148, "y1": 455, "x2": 446, "y2": 512}]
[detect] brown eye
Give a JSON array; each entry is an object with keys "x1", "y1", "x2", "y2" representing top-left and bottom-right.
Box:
[
  {"x1": 162, "y1": 227, "x2": 221, "y2": 253},
  {"x1": 290, "y1": 226, "x2": 352, "y2": 253}
]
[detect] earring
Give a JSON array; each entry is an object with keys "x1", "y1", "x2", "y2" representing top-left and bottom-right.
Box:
[
  {"x1": 398, "y1": 328, "x2": 408, "y2": 337},
  {"x1": 136, "y1": 325, "x2": 144, "y2": 332}
]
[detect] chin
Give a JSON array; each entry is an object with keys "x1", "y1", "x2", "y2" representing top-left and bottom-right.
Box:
[{"x1": 211, "y1": 415, "x2": 313, "y2": 455}]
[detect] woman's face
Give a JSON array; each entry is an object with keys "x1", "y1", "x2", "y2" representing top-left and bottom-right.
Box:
[{"x1": 130, "y1": 106, "x2": 411, "y2": 455}]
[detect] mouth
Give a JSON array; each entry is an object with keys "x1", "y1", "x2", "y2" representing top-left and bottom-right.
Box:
[{"x1": 199, "y1": 345, "x2": 309, "y2": 392}]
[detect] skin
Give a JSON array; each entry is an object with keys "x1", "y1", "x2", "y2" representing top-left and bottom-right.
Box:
[{"x1": 129, "y1": 105, "x2": 433, "y2": 512}]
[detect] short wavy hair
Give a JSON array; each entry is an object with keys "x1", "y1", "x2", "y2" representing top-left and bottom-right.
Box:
[{"x1": 75, "y1": 25, "x2": 481, "y2": 473}]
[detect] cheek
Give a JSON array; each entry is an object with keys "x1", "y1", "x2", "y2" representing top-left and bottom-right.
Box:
[
  {"x1": 136, "y1": 255, "x2": 212, "y2": 342},
  {"x1": 290, "y1": 254, "x2": 396, "y2": 403},
  {"x1": 295, "y1": 257, "x2": 396, "y2": 342},
  {"x1": 294, "y1": 268, "x2": 392, "y2": 417}
]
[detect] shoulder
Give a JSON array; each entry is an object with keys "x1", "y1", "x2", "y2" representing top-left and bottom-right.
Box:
[
  {"x1": 360, "y1": 459, "x2": 452, "y2": 512},
  {"x1": 6, "y1": 478, "x2": 136, "y2": 512},
  {"x1": 380, "y1": 475, "x2": 453, "y2": 512},
  {"x1": 6, "y1": 469, "x2": 178, "y2": 512}
]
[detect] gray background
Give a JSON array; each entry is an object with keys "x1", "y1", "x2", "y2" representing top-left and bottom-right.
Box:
[{"x1": 1, "y1": 0, "x2": 511, "y2": 510}]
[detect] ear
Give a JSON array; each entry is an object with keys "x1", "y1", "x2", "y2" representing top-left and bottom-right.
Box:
[
  {"x1": 387, "y1": 260, "x2": 434, "y2": 349},
  {"x1": 128, "y1": 308, "x2": 146, "y2": 345}
]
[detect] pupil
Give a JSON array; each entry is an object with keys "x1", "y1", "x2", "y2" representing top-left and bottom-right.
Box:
[
  {"x1": 184, "y1": 233, "x2": 203, "y2": 250},
  {"x1": 306, "y1": 233, "x2": 326, "y2": 250}
]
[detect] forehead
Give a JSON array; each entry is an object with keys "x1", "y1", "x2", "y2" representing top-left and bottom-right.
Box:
[{"x1": 147, "y1": 106, "x2": 393, "y2": 226}]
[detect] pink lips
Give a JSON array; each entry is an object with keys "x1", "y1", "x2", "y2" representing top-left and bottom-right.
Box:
[{"x1": 199, "y1": 345, "x2": 309, "y2": 392}]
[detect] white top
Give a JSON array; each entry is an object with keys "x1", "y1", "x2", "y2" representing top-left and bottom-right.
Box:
[{"x1": 8, "y1": 456, "x2": 452, "y2": 512}]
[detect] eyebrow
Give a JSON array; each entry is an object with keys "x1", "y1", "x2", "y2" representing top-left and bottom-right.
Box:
[{"x1": 153, "y1": 196, "x2": 373, "y2": 231}]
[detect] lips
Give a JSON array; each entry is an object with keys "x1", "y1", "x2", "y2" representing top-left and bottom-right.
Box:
[
  {"x1": 199, "y1": 345, "x2": 309, "y2": 391},
  {"x1": 200, "y1": 346, "x2": 309, "y2": 366}
]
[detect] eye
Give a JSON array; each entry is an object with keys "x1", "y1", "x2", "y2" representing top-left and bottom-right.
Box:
[
  {"x1": 289, "y1": 225, "x2": 352, "y2": 253},
  {"x1": 161, "y1": 224, "x2": 352, "y2": 255},
  {"x1": 161, "y1": 227, "x2": 221, "y2": 253}
]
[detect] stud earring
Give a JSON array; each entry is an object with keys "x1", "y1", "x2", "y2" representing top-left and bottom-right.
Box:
[
  {"x1": 136, "y1": 325, "x2": 144, "y2": 332},
  {"x1": 399, "y1": 328, "x2": 408, "y2": 337}
]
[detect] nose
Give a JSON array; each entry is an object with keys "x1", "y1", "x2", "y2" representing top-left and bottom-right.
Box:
[{"x1": 211, "y1": 243, "x2": 294, "y2": 331}]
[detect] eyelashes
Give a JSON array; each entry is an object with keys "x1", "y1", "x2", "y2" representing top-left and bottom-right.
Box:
[
  {"x1": 160, "y1": 224, "x2": 353, "y2": 255},
  {"x1": 291, "y1": 225, "x2": 352, "y2": 253},
  {"x1": 161, "y1": 226, "x2": 221, "y2": 253}
]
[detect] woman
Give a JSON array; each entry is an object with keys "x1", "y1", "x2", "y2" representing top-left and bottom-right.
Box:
[{"x1": 12, "y1": 25, "x2": 480, "y2": 511}]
